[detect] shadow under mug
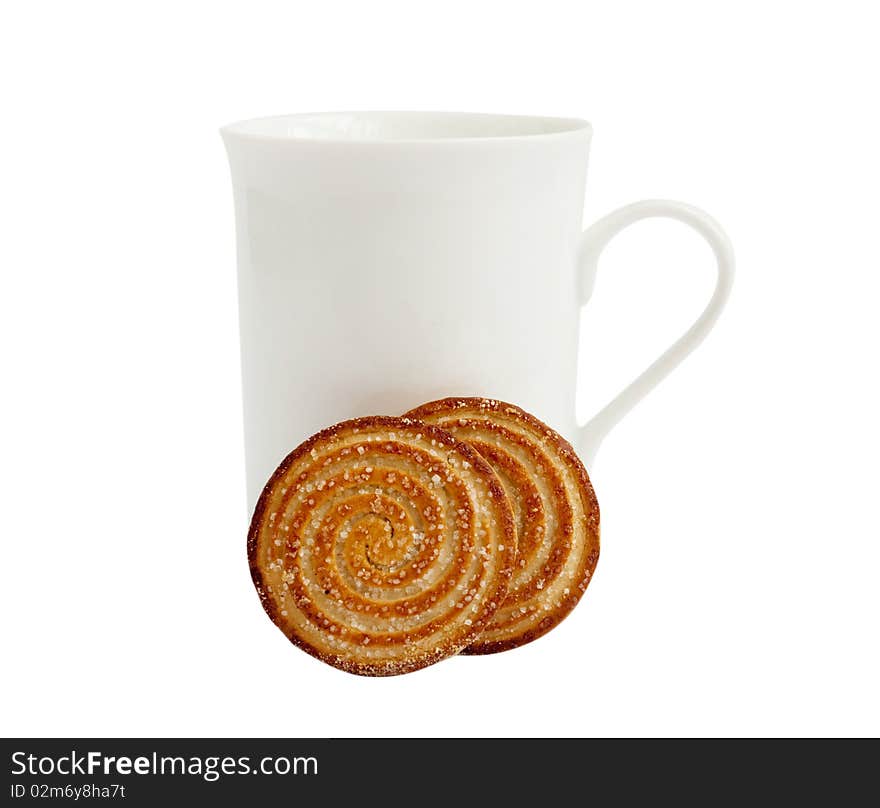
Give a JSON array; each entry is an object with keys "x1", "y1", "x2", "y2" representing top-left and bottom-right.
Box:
[{"x1": 222, "y1": 111, "x2": 734, "y2": 512}]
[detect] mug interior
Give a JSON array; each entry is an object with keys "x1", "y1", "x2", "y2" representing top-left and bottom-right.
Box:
[{"x1": 222, "y1": 111, "x2": 591, "y2": 142}]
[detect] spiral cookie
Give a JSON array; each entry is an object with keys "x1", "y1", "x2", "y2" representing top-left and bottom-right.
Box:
[
  {"x1": 248, "y1": 416, "x2": 516, "y2": 676},
  {"x1": 404, "y1": 398, "x2": 600, "y2": 654}
]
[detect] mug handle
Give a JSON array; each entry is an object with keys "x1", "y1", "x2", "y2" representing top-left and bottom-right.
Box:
[{"x1": 577, "y1": 200, "x2": 735, "y2": 465}]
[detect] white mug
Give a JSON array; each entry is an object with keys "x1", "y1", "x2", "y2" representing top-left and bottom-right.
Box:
[{"x1": 222, "y1": 112, "x2": 734, "y2": 511}]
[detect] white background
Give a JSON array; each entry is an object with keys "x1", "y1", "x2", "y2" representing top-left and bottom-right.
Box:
[{"x1": 2, "y1": 1, "x2": 878, "y2": 738}]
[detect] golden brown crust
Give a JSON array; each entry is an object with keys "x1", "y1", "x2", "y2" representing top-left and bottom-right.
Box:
[
  {"x1": 403, "y1": 398, "x2": 600, "y2": 654},
  {"x1": 248, "y1": 415, "x2": 516, "y2": 676}
]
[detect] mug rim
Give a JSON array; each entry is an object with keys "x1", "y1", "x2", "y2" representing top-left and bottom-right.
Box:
[{"x1": 221, "y1": 110, "x2": 592, "y2": 145}]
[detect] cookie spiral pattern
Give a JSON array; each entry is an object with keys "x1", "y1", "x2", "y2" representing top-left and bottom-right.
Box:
[
  {"x1": 248, "y1": 416, "x2": 516, "y2": 676},
  {"x1": 404, "y1": 398, "x2": 600, "y2": 654}
]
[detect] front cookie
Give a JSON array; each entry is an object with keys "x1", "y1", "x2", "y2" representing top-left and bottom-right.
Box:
[{"x1": 248, "y1": 415, "x2": 516, "y2": 675}]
